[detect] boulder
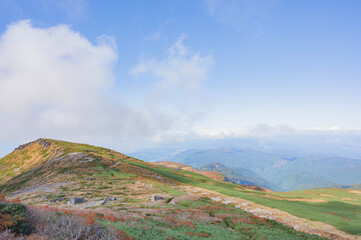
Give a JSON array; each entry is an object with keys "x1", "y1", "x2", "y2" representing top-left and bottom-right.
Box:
[
  {"x1": 40, "y1": 196, "x2": 48, "y2": 200},
  {"x1": 67, "y1": 197, "x2": 86, "y2": 205},
  {"x1": 151, "y1": 195, "x2": 164, "y2": 201},
  {"x1": 86, "y1": 177, "x2": 93, "y2": 181}
]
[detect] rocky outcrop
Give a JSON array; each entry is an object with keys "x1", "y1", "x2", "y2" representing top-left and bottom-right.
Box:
[{"x1": 15, "y1": 138, "x2": 51, "y2": 151}]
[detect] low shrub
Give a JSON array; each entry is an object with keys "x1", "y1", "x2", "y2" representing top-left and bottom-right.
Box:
[
  {"x1": 25, "y1": 206, "x2": 133, "y2": 240},
  {"x1": 0, "y1": 203, "x2": 31, "y2": 235}
]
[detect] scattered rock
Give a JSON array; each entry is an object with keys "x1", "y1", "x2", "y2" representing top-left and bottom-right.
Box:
[
  {"x1": 104, "y1": 197, "x2": 116, "y2": 202},
  {"x1": 10, "y1": 182, "x2": 72, "y2": 197},
  {"x1": 222, "y1": 199, "x2": 234, "y2": 205},
  {"x1": 210, "y1": 196, "x2": 222, "y2": 202},
  {"x1": 169, "y1": 195, "x2": 200, "y2": 205},
  {"x1": 67, "y1": 197, "x2": 86, "y2": 205},
  {"x1": 48, "y1": 197, "x2": 63, "y2": 203},
  {"x1": 155, "y1": 176, "x2": 163, "y2": 181},
  {"x1": 64, "y1": 171, "x2": 73, "y2": 175},
  {"x1": 40, "y1": 196, "x2": 48, "y2": 200},
  {"x1": 86, "y1": 178, "x2": 93, "y2": 181},
  {"x1": 151, "y1": 196, "x2": 164, "y2": 201}
]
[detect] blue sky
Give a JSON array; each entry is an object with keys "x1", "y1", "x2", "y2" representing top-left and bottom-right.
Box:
[{"x1": 0, "y1": 0, "x2": 361, "y2": 155}]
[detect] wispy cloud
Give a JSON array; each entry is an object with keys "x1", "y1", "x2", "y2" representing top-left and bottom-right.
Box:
[
  {"x1": 0, "y1": 20, "x2": 172, "y2": 144},
  {"x1": 144, "y1": 29, "x2": 162, "y2": 41},
  {"x1": 41, "y1": 0, "x2": 89, "y2": 20},
  {"x1": 130, "y1": 34, "x2": 214, "y2": 91},
  {"x1": 204, "y1": 0, "x2": 274, "y2": 31}
]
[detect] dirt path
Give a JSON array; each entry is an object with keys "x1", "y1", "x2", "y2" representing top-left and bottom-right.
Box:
[{"x1": 179, "y1": 185, "x2": 361, "y2": 240}]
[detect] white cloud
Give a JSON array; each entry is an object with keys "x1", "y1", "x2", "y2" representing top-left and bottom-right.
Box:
[
  {"x1": 130, "y1": 34, "x2": 214, "y2": 91},
  {"x1": 0, "y1": 20, "x2": 172, "y2": 144},
  {"x1": 151, "y1": 124, "x2": 361, "y2": 143}
]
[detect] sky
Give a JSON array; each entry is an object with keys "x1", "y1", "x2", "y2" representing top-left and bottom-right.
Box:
[{"x1": 0, "y1": 0, "x2": 361, "y2": 156}]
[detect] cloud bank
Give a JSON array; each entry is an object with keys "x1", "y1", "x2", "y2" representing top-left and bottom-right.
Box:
[{"x1": 0, "y1": 20, "x2": 172, "y2": 143}]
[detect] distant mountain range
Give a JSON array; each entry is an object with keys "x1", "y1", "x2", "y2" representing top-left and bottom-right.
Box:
[
  {"x1": 197, "y1": 162, "x2": 276, "y2": 190},
  {"x1": 129, "y1": 147, "x2": 361, "y2": 191}
]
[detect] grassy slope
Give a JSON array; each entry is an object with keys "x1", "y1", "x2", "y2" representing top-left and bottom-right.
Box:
[
  {"x1": 124, "y1": 159, "x2": 361, "y2": 235},
  {"x1": 100, "y1": 197, "x2": 326, "y2": 240},
  {"x1": 0, "y1": 139, "x2": 360, "y2": 236}
]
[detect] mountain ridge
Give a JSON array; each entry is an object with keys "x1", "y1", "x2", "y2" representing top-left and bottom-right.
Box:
[
  {"x1": 129, "y1": 147, "x2": 361, "y2": 191},
  {"x1": 1, "y1": 139, "x2": 361, "y2": 239}
]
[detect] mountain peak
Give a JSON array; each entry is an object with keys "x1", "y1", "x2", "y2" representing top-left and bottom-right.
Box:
[{"x1": 14, "y1": 138, "x2": 51, "y2": 151}]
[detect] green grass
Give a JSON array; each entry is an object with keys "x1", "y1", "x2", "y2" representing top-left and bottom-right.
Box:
[
  {"x1": 90, "y1": 160, "x2": 137, "y2": 179},
  {"x1": 125, "y1": 159, "x2": 361, "y2": 235},
  {"x1": 150, "y1": 182, "x2": 184, "y2": 197},
  {"x1": 100, "y1": 198, "x2": 326, "y2": 240}
]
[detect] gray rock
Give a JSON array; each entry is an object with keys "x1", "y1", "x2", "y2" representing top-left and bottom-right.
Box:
[
  {"x1": 67, "y1": 197, "x2": 86, "y2": 205},
  {"x1": 151, "y1": 196, "x2": 164, "y2": 201},
  {"x1": 48, "y1": 200, "x2": 56, "y2": 203},
  {"x1": 104, "y1": 197, "x2": 116, "y2": 202},
  {"x1": 210, "y1": 196, "x2": 222, "y2": 202},
  {"x1": 86, "y1": 177, "x2": 93, "y2": 181},
  {"x1": 64, "y1": 170, "x2": 72, "y2": 175},
  {"x1": 41, "y1": 196, "x2": 48, "y2": 200}
]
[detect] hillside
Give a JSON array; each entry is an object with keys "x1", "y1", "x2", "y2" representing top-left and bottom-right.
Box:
[
  {"x1": 153, "y1": 161, "x2": 226, "y2": 182},
  {"x1": 198, "y1": 162, "x2": 276, "y2": 190},
  {"x1": 0, "y1": 139, "x2": 360, "y2": 239}
]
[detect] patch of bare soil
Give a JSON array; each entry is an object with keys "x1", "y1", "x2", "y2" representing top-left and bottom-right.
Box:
[
  {"x1": 180, "y1": 185, "x2": 361, "y2": 240},
  {"x1": 350, "y1": 190, "x2": 361, "y2": 196}
]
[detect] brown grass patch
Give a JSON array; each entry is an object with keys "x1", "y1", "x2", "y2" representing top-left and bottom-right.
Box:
[
  {"x1": 326, "y1": 212, "x2": 353, "y2": 221},
  {"x1": 262, "y1": 194, "x2": 327, "y2": 203},
  {"x1": 320, "y1": 194, "x2": 337, "y2": 198},
  {"x1": 186, "y1": 232, "x2": 211, "y2": 237},
  {"x1": 350, "y1": 190, "x2": 361, "y2": 195}
]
